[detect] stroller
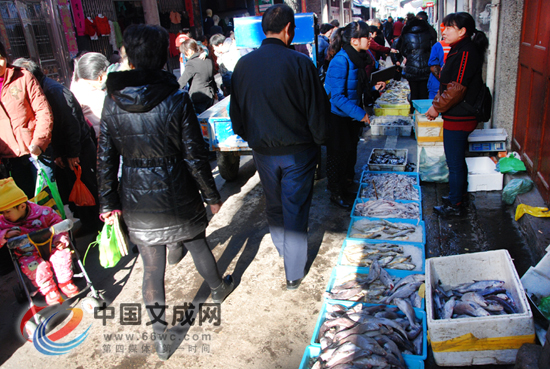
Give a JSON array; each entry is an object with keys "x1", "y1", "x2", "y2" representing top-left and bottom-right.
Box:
[{"x1": 7, "y1": 157, "x2": 103, "y2": 337}]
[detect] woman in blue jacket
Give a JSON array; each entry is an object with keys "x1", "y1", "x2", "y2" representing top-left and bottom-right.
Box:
[{"x1": 324, "y1": 21, "x2": 385, "y2": 208}]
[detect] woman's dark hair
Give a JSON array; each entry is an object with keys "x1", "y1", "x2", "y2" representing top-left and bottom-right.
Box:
[
  {"x1": 262, "y1": 4, "x2": 294, "y2": 35},
  {"x1": 181, "y1": 39, "x2": 202, "y2": 55},
  {"x1": 443, "y1": 12, "x2": 489, "y2": 56},
  {"x1": 0, "y1": 40, "x2": 11, "y2": 65},
  {"x1": 329, "y1": 21, "x2": 370, "y2": 57},
  {"x1": 370, "y1": 25, "x2": 379, "y2": 36},
  {"x1": 319, "y1": 23, "x2": 334, "y2": 35},
  {"x1": 123, "y1": 24, "x2": 169, "y2": 70},
  {"x1": 12, "y1": 58, "x2": 44, "y2": 80},
  {"x1": 74, "y1": 52, "x2": 109, "y2": 81}
]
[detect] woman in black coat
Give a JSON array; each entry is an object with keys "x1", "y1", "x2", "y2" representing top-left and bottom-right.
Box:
[
  {"x1": 178, "y1": 38, "x2": 217, "y2": 114},
  {"x1": 98, "y1": 24, "x2": 233, "y2": 360},
  {"x1": 396, "y1": 17, "x2": 436, "y2": 101}
]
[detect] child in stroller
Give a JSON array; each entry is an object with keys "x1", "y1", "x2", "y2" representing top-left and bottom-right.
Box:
[{"x1": 0, "y1": 178, "x2": 79, "y2": 305}]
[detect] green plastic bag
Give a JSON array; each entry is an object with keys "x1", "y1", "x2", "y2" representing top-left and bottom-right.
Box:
[
  {"x1": 497, "y1": 154, "x2": 526, "y2": 174},
  {"x1": 538, "y1": 295, "x2": 550, "y2": 320},
  {"x1": 84, "y1": 223, "x2": 122, "y2": 268},
  {"x1": 502, "y1": 179, "x2": 534, "y2": 205},
  {"x1": 33, "y1": 160, "x2": 66, "y2": 219}
]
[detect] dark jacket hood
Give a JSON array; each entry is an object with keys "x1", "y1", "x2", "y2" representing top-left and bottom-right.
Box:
[
  {"x1": 106, "y1": 69, "x2": 179, "y2": 113},
  {"x1": 402, "y1": 18, "x2": 431, "y2": 35}
]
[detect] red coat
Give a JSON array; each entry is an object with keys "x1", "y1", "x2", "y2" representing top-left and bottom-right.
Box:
[
  {"x1": 95, "y1": 15, "x2": 111, "y2": 35},
  {"x1": 0, "y1": 67, "x2": 53, "y2": 158},
  {"x1": 393, "y1": 20, "x2": 404, "y2": 37}
]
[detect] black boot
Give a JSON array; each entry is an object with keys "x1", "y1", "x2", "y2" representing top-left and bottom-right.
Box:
[
  {"x1": 434, "y1": 203, "x2": 464, "y2": 217},
  {"x1": 153, "y1": 331, "x2": 172, "y2": 361},
  {"x1": 211, "y1": 275, "x2": 234, "y2": 303},
  {"x1": 330, "y1": 194, "x2": 351, "y2": 209},
  {"x1": 442, "y1": 194, "x2": 470, "y2": 207}
]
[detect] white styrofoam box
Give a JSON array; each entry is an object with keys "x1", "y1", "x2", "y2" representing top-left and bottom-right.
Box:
[
  {"x1": 370, "y1": 124, "x2": 413, "y2": 136},
  {"x1": 466, "y1": 157, "x2": 503, "y2": 192},
  {"x1": 368, "y1": 148, "x2": 408, "y2": 172},
  {"x1": 426, "y1": 250, "x2": 534, "y2": 366},
  {"x1": 468, "y1": 128, "x2": 508, "y2": 143}
]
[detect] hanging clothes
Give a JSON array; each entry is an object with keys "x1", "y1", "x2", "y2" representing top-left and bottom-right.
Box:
[
  {"x1": 85, "y1": 17, "x2": 98, "y2": 40},
  {"x1": 95, "y1": 15, "x2": 111, "y2": 36},
  {"x1": 108, "y1": 20, "x2": 119, "y2": 52}
]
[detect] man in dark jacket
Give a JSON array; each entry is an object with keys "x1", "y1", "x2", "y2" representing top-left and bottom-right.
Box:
[
  {"x1": 395, "y1": 16, "x2": 436, "y2": 101},
  {"x1": 384, "y1": 16, "x2": 394, "y2": 43},
  {"x1": 230, "y1": 4, "x2": 329, "y2": 290},
  {"x1": 12, "y1": 58, "x2": 100, "y2": 233}
]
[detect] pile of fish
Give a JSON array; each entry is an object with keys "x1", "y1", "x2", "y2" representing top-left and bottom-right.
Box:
[
  {"x1": 349, "y1": 219, "x2": 422, "y2": 242},
  {"x1": 369, "y1": 152, "x2": 406, "y2": 166},
  {"x1": 354, "y1": 200, "x2": 420, "y2": 219},
  {"x1": 342, "y1": 242, "x2": 417, "y2": 271},
  {"x1": 360, "y1": 173, "x2": 419, "y2": 201},
  {"x1": 432, "y1": 279, "x2": 519, "y2": 320},
  {"x1": 325, "y1": 261, "x2": 424, "y2": 307},
  {"x1": 370, "y1": 116, "x2": 413, "y2": 127},
  {"x1": 310, "y1": 300, "x2": 423, "y2": 369}
]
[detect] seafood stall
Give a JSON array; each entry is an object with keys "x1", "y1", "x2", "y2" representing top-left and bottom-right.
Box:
[{"x1": 300, "y1": 165, "x2": 428, "y2": 369}]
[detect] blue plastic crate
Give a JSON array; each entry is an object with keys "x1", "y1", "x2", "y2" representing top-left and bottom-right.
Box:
[
  {"x1": 352, "y1": 198, "x2": 423, "y2": 220},
  {"x1": 298, "y1": 345, "x2": 321, "y2": 369},
  {"x1": 412, "y1": 99, "x2": 433, "y2": 114},
  {"x1": 358, "y1": 170, "x2": 421, "y2": 202},
  {"x1": 357, "y1": 183, "x2": 422, "y2": 202},
  {"x1": 346, "y1": 217, "x2": 426, "y2": 246},
  {"x1": 337, "y1": 239, "x2": 426, "y2": 272},
  {"x1": 360, "y1": 170, "x2": 420, "y2": 185},
  {"x1": 325, "y1": 265, "x2": 425, "y2": 308},
  {"x1": 299, "y1": 344, "x2": 424, "y2": 369},
  {"x1": 311, "y1": 300, "x2": 428, "y2": 361}
]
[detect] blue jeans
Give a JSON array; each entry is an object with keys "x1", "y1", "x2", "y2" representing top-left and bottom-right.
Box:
[
  {"x1": 443, "y1": 128, "x2": 472, "y2": 205},
  {"x1": 253, "y1": 147, "x2": 317, "y2": 281}
]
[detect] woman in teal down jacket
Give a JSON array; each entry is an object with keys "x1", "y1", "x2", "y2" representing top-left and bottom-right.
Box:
[{"x1": 324, "y1": 21, "x2": 385, "y2": 208}]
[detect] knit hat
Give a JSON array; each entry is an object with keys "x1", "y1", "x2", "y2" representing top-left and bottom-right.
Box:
[{"x1": 0, "y1": 178, "x2": 28, "y2": 211}]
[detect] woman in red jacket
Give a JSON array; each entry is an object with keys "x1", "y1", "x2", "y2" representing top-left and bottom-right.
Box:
[
  {"x1": 0, "y1": 41, "x2": 53, "y2": 197},
  {"x1": 425, "y1": 12, "x2": 488, "y2": 217}
]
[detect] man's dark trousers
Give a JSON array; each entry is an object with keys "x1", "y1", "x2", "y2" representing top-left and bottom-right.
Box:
[{"x1": 253, "y1": 146, "x2": 318, "y2": 281}]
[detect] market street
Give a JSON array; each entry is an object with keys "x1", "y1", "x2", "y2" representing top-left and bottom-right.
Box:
[{"x1": 0, "y1": 130, "x2": 542, "y2": 368}]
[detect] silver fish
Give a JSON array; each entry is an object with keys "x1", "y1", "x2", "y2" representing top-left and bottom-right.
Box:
[
  {"x1": 382, "y1": 281, "x2": 423, "y2": 304},
  {"x1": 378, "y1": 267, "x2": 394, "y2": 289},
  {"x1": 443, "y1": 297, "x2": 456, "y2": 319},
  {"x1": 453, "y1": 301, "x2": 491, "y2": 317},
  {"x1": 455, "y1": 280, "x2": 505, "y2": 293},
  {"x1": 461, "y1": 292, "x2": 488, "y2": 307},
  {"x1": 393, "y1": 274, "x2": 425, "y2": 291},
  {"x1": 394, "y1": 298, "x2": 418, "y2": 328}
]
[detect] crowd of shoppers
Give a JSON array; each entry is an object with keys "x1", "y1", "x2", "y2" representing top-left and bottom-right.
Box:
[{"x1": 0, "y1": 4, "x2": 488, "y2": 361}]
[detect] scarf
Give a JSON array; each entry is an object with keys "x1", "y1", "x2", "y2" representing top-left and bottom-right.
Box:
[{"x1": 343, "y1": 44, "x2": 369, "y2": 100}]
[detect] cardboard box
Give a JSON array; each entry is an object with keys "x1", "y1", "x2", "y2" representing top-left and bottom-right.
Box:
[
  {"x1": 466, "y1": 157, "x2": 504, "y2": 192},
  {"x1": 426, "y1": 250, "x2": 535, "y2": 366},
  {"x1": 415, "y1": 113, "x2": 444, "y2": 143}
]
